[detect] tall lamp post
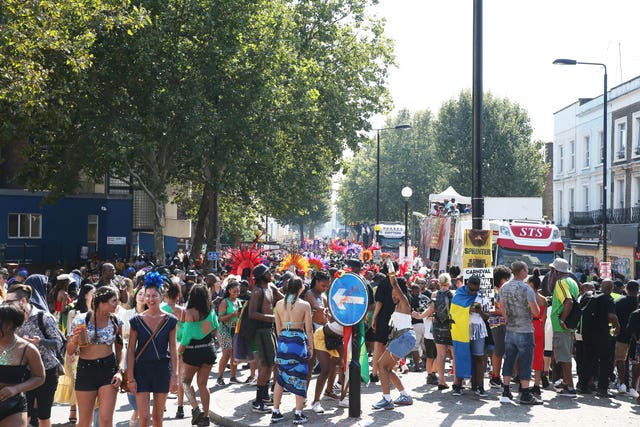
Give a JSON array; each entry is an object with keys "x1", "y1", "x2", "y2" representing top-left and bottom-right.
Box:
[
  {"x1": 553, "y1": 58, "x2": 608, "y2": 262},
  {"x1": 401, "y1": 186, "x2": 413, "y2": 261},
  {"x1": 375, "y1": 124, "x2": 412, "y2": 227}
]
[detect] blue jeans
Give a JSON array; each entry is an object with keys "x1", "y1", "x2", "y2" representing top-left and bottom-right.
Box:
[{"x1": 502, "y1": 331, "x2": 535, "y2": 381}]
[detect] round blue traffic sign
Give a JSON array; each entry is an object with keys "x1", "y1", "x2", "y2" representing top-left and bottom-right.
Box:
[{"x1": 328, "y1": 273, "x2": 369, "y2": 326}]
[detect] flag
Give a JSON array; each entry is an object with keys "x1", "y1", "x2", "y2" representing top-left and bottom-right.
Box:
[
  {"x1": 450, "y1": 285, "x2": 477, "y2": 379},
  {"x1": 342, "y1": 323, "x2": 370, "y2": 385}
]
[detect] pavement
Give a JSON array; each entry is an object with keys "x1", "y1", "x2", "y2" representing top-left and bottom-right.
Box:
[{"x1": 49, "y1": 363, "x2": 640, "y2": 427}]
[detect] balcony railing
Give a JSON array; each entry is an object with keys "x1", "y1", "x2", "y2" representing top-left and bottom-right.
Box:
[{"x1": 569, "y1": 207, "x2": 640, "y2": 225}]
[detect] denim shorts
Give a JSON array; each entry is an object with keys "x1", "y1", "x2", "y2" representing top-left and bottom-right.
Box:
[
  {"x1": 502, "y1": 332, "x2": 534, "y2": 381},
  {"x1": 470, "y1": 337, "x2": 485, "y2": 357},
  {"x1": 387, "y1": 330, "x2": 416, "y2": 359}
]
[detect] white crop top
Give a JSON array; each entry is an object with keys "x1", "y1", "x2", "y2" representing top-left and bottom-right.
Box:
[{"x1": 390, "y1": 311, "x2": 412, "y2": 330}]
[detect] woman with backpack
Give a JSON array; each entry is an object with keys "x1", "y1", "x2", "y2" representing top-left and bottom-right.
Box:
[{"x1": 413, "y1": 273, "x2": 454, "y2": 390}]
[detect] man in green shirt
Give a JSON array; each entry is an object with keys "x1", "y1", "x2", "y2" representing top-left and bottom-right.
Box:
[{"x1": 550, "y1": 258, "x2": 579, "y2": 397}]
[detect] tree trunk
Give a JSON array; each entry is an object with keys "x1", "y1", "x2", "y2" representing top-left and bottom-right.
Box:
[
  {"x1": 153, "y1": 200, "x2": 166, "y2": 261},
  {"x1": 204, "y1": 185, "x2": 219, "y2": 270},
  {"x1": 299, "y1": 222, "x2": 304, "y2": 242},
  {"x1": 191, "y1": 188, "x2": 211, "y2": 259},
  {"x1": 309, "y1": 223, "x2": 315, "y2": 239}
]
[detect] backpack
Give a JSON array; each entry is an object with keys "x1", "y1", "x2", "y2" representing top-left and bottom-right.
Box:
[
  {"x1": 434, "y1": 291, "x2": 452, "y2": 325},
  {"x1": 37, "y1": 311, "x2": 67, "y2": 368},
  {"x1": 562, "y1": 296, "x2": 582, "y2": 329}
]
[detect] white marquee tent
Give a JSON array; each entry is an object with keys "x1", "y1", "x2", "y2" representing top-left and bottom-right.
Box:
[{"x1": 428, "y1": 186, "x2": 471, "y2": 204}]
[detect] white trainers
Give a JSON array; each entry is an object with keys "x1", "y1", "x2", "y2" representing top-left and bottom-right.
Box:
[
  {"x1": 338, "y1": 398, "x2": 349, "y2": 408},
  {"x1": 619, "y1": 384, "x2": 627, "y2": 394},
  {"x1": 629, "y1": 388, "x2": 639, "y2": 399},
  {"x1": 311, "y1": 402, "x2": 324, "y2": 414}
]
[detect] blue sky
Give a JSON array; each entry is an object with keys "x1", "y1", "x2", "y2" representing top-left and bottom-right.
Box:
[{"x1": 370, "y1": 0, "x2": 640, "y2": 141}]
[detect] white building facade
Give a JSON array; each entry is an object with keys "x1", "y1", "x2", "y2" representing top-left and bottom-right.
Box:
[{"x1": 553, "y1": 75, "x2": 640, "y2": 279}]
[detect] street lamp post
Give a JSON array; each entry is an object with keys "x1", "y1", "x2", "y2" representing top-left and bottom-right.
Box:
[
  {"x1": 553, "y1": 58, "x2": 608, "y2": 262},
  {"x1": 401, "y1": 186, "x2": 413, "y2": 261},
  {"x1": 375, "y1": 124, "x2": 412, "y2": 227}
]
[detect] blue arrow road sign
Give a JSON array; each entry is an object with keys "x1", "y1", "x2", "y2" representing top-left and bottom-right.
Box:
[{"x1": 328, "y1": 273, "x2": 369, "y2": 326}]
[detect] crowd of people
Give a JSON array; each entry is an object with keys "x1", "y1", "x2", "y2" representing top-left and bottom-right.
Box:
[{"x1": 0, "y1": 253, "x2": 639, "y2": 426}]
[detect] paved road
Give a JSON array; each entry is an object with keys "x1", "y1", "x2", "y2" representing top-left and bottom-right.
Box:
[{"x1": 49, "y1": 363, "x2": 640, "y2": 426}]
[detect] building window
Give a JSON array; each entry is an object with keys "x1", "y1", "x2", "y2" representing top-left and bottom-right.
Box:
[
  {"x1": 8, "y1": 214, "x2": 42, "y2": 239},
  {"x1": 615, "y1": 119, "x2": 627, "y2": 160},
  {"x1": 583, "y1": 135, "x2": 590, "y2": 167},
  {"x1": 569, "y1": 188, "x2": 575, "y2": 212},
  {"x1": 599, "y1": 130, "x2": 604, "y2": 164},
  {"x1": 570, "y1": 141, "x2": 575, "y2": 170},
  {"x1": 616, "y1": 178, "x2": 625, "y2": 208},
  {"x1": 633, "y1": 113, "x2": 640, "y2": 156},
  {"x1": 597, "y1": 184, "x2": 603, "y2": 208},
  {"x1": 584, "y1": 186, "x2": 589, "y2": 211},
  {"x1": 558, "y1": 145, "x2": 564, "y2": 173},
  {"x1": 88, "y1": 215, "x2": 98, "y2": 254},
  {"x1": 634, "y1": 176, "x2": 640, "y2": 206},
  {"x1": 558, "y1": 190, "x2": 563, "y2": 223}
]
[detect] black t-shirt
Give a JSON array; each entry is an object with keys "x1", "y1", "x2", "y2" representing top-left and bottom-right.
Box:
[
  {"x1": 374, "y1": 278, "x2": 395, "y2": 326},
  {"x1": 583, "y1": 293, "x2": 615, "y2": 341},
  {"x1": 615, "y1": 295, "x2": 639, "y2": 343},
  {"x1": 410, "y1": 293, "x2": 430, "y2": 324},
  {"x1": 627, "y1": 309, "x2": 640, "y2": 340}
]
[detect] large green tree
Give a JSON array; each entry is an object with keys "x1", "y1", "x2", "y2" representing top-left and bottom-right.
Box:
[
  {"x1": 434, "y1": 91, "x2": 547, "y2": 197},
  {"x1": 15, "y1": 0, "x2": 394, "y2": 257},
  {"x1": 337, "y1": 109, "x2": 441, "y2": 223}
]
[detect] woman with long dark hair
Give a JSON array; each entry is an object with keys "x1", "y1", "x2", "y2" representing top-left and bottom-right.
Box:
[
  {"x1": 67, "y1": 285, "x2": 124, "y2": 427},
  {"x1": 0, "y1": 304, "x2": 45, "y2": 427},
  {"x1": 177, "y1": 284, "x2": 219, "y2": 426},
  {"x1": 161, "y1": 277, "x2": 186, "y2": 419},
  {"x1": 372, "y1": 263, "x2": 416, "y2": 410},
  {"x1": 527, "y1": 268, "x2": 547, "y2": 396},
  {"x1": 61, "y1": 283, "x2": 95, "y2": 424},
  {"x1": 270, "y1": 277, "x2": 313, "y2": 425},
  {"x1": 216, "y1": 280, "x2": 242, "y2": 385},
  {"x1": 126, "y1": 273, "x2": 178, "y2": 427}
]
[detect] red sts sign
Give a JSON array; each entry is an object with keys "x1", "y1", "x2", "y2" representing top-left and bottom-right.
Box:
[{"x1": 510, "y1": 225, "x2": 552, "y2": 239}]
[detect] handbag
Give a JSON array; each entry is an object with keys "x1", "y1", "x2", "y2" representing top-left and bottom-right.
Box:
[
  {"x1": 323, "y1": 325, "x2": 343, "y2": 351},
  {"x1": 238, "y1": 289, "x2": 264, "y2": 339},
  {"x1": 232, "y1": 333, "x2": 254, "y2": 363},
  {"x1": 121, "y1": 317, "x2": 168, "y2": 393}
]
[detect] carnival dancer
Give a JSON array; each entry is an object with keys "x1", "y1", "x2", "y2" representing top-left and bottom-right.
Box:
[
  {"x1": 372, "y1": 261, "x2": 416, "y2": 410},
  {"x1": 270, "y1": 277, "x2": 313, "y2": 424}
]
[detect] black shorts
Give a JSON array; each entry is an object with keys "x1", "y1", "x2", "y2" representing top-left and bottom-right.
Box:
[
  {"x1": 423, "y1": 338, "x2": 437, "y2": 359},
  {"x1": 183, "y1": 336, "x2": 216, "y2": 367},
  {"x1": 26, "y1": 367, "x2": 58, "y2": 420},
  {"x1": 135, "y1": 359, "x2": 171, "y2": 393},
  {"x1": 433, "y1": 329, "x2": 453, "y2": 346},
  {"x1": 75, "y1": 354, "x2": 117, "y2": 391},
  {"x1": 373, "y1": 320, "x2": 391, "y2": 345},
  {"x1": 0, "y1": 393, "x2": 27, "y2": 421}
]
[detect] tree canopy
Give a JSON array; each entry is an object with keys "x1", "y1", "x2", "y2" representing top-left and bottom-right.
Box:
[
  {"x1": 338, "y1": 92, "x2": 548, "y2": 224},
  {"x1": 6, "y1": 0, "x2": 395, "y2": 253}
]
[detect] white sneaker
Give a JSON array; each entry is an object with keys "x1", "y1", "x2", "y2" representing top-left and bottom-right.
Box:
[
  {"x1": 338, "y1": 398, "x2": 349, "y2": 408},
  {"x1": 629, "y1": 388, "x2": 639, "y2": 399},
  {"x1": 619, "y1": 384, "x2": 627, "y2": 393},
  {"x1": 311, "y1": 402, "x2": 324, "y2": 414}
]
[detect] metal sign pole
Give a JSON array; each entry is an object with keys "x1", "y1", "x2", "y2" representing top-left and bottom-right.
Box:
[{"x1": 348, "y1": 323, "x2": 361, "y2": 418}]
